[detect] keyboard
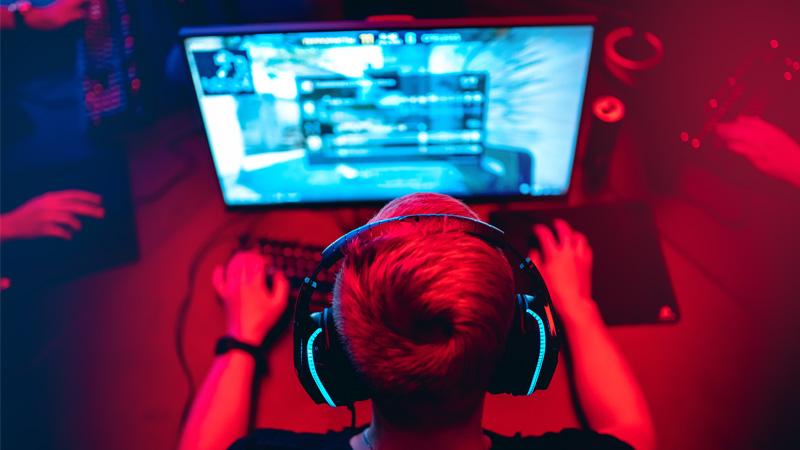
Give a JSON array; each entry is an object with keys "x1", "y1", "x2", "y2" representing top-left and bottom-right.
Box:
[{"x1": 238, "y1": 236, "x2": 337, "y2": 304}]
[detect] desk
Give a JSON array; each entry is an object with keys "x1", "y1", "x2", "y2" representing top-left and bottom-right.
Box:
[{"x1": 2, "y1": 104, "x2": 797, "y2": 450}]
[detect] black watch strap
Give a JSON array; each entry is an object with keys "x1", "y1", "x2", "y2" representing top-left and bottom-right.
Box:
[{"x1": 215, "y1": 336, "x2": 268, "y2": 374}]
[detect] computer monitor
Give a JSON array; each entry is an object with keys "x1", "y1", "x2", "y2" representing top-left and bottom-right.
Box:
[{"x1": 181, "y1": 17, "x2": 594, "y2": 207}]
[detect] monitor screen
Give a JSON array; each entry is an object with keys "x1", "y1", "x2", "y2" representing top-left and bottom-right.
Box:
[{"x1": 182, "y1": 19, "x2": 594, "y2": 206}]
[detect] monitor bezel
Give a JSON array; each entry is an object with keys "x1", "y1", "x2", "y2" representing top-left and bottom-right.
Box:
[{"x1": 180, "y1": 15, "x2": 597, "y2": 210}]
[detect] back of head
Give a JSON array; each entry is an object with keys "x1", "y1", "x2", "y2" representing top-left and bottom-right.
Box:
[{"x1": 332, "y1": 193, "x2": 515, "y2": 425}]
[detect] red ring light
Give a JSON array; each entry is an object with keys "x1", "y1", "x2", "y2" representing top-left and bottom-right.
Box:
[{"x1": 605, "y1": 26, "x2": 664, "y2": 71}]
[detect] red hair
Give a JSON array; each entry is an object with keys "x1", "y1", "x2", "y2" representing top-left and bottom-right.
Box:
[{"x1": 333, "y1": 193, "x2": 514, "y2": 417}]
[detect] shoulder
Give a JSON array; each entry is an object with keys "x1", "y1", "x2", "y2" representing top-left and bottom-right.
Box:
[
  {"x1": 229, "y1": 428, "x2": 357, "y2": 450},
  {"x1": 487, "y1": 428, "x2": 634, "y2": 450}
]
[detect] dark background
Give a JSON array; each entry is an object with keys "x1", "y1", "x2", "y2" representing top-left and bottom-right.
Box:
[{"x1": 2, "y1": 1, "x2": 799, "y2": 449}]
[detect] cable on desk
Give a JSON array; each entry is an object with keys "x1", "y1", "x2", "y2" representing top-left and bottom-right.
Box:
[
  {"x1": 133, "y1": 139, "x2": 199, "y2": 206},
  {"x1": 174, "y1": 214, "x2": 258, "y2": 437}
]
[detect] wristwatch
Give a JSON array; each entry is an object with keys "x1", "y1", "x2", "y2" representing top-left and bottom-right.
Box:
[
  {"x1": 7, "y1": 1, "x2": 32, "y2": 28},
  {"x1": 215, "y1": 336, "x2": 268, "y2": 374}
]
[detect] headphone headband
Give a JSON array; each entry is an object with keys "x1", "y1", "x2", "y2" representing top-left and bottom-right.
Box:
[
  {"x1": 319, "y1": 214, "x2": 506, "y2": 268},
  {"x1": 294, "y1": 213, "x2": 561, "y2": 407}
]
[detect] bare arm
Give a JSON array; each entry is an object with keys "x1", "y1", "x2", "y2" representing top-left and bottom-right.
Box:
[
  {"x1": 178, "y1": 252, "x2": 289, "y2": 450},
  {"x1": 530, "y1": 220, "x2": 655, "y2": 450},
  {"x1": 179, "y1": 353, "x2": 257, "y2": 450}
]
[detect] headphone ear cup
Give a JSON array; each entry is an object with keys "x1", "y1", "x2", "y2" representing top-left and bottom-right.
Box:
[
  {"x1": 488, "y1": 294, "x2": 548, "y2": 396},
  {"x1": 489, "y1": 295, "x2": 528, "y2": 395},
  {"x1": 298, "y1": 310, "x2": 337, "y2": 407},
  {"x1": 304, "y1": 308, "x2": 369, "y2": 407}
]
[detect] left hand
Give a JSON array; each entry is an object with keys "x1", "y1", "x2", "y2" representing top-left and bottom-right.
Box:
[
  {"x1": 23, "y1": 0, "x2": 90, "y2": 30},
  {"x1": 212, "y1": 251, "x2": 289, "y2": 345},
  {"x1": 0, "y1": 190, "x2": 105, "y2": 241}
]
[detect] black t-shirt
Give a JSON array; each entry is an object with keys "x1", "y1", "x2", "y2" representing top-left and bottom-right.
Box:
[{"x1": 229, "y1": 428, "x2": 633, "y2": 450}]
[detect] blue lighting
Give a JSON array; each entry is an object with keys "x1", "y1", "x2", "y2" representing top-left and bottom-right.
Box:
[
  {"x1": 525, "y1": 309, "x2": 546, "y2": 396},
  {"x1": 307, "y1": 328, "x2": 337, "y2": 407}
]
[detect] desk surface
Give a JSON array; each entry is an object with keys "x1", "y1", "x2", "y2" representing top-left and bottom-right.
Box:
[{"x1": 2, "y1": 109, "x2": 798, "y2": 450}]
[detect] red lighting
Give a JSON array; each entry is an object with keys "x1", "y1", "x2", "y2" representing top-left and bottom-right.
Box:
[
  {"x1": 592, "y1": 95, "x2": 626, "y2": 123},
  {"x1": 770, "y1": 39, "x2": 779, "y2": 49},
  {"x1": 544, "y1": 305, "x2": 556, "y2": 336},
  {"x1": 125, "y1": 36, "x2": 134, "y2": 49},
  {"x1": 131, "y1": 78, "x2": 141, "y2": 90},
  {"x1": 690, "y1": 138, "x2": 701, "y2": 149},
  {"x1": 794, "y1": 62, "x2": 800, "y2": 71},
  {"x1": 708, "y1": 98, "x2": 718, "y2": 108},
  {"x1": 727, "y1": 77, "x2": 737, "y2": 86},
  {"x1": 785, "y1": 72, "x2": 793, "y2": 81},
  {"x1": 658, "y1": 305, "x2": 677, "y2": 322},
  {"x1": 680, "y1": 131, "x2": 689, "y2": 142}
]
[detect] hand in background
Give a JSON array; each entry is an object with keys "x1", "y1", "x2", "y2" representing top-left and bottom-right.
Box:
[
  {"x1": 0, "y1": 190, "x2": 104, "y2": 241},
  {"x1": 212, "y1": 251, "x2": 289, "y2": 345},
  {"x1": 23, "y1": 0, "x2": 89, "y2": 30},
  {"x1": 528, "y1": 219, "x2": 594, "y2": 319},
  {"x1": 716, "y1": 115, "x2": 800, "y2": 188}
]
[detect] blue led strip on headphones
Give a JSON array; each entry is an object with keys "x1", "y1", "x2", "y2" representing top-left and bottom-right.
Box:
[
  {"x1": 307, "y1": 328, "x2": 337, "y2": 407},
  {"x1": 525, "y1": 309, "x2": 547, "y2": 396}
]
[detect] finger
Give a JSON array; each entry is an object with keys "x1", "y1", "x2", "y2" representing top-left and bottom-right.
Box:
[
  {"x1": 49, "y1": 211, "x2": 82, "y2": 231},
  {"x1": 574, "y1": 232, "x2": 591, "y2": 259},
  {"x1": 269, "y1": 271, "x2": 290, "y2": 306},
  {"x1": 68, "y1": 7, "x2": 87, "y2": 20},
  {"x1": 212, "y1": 265, "x2": 226, "y2": 297},
  {"x1": 715, "y1": 121, "x2": 751, "y2": 142},
  {"x1": 241, "y1": 251, "x2": 266, "y2": 280},
  {"x1": 737, "y1": 115, "x2": 767, "y2": 127},
  {"x1": 553, "y1": 219, "x2": 575, "y2": 248},
  {"x1": 714, "y1": 121, "x2": 735, "y2": 137},
  {"x1": 52, "y1": 190, "x2": 103, "y2": 205},
  {"x1": 226, "y1": 251, "x2": 252, "y2": 281},
  {"x1": 69, "y1": 1, "x2": 90, "y2": 18},
  {"x1": 56, "y1": 201, "x2": 105, "y2": 219},
  {"x1": 250, "y1": 254, "x2": 267, "y2": 283},
  {"x1": 533, "y1": 224, "x2": 558, "y2": 255},
  {"x1": 528, "y1": 249, "x2": 543, "y2": 268},
  {"x1": 726, "y1": 140, "x2": 758, "y2": 156},
  {"x1": 42, "y1": 224, "x2": 73, "y2": 240}
]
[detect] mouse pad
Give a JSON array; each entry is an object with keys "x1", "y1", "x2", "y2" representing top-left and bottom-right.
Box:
[{"x1": 490, "y1": 203, "x2": 679, "y2": 326}]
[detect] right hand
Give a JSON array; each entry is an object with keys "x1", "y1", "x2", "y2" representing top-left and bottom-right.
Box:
[
  {"x1": 1, "y1": 190, "x2": 105, "y2": 241},
  {"x1": 24, "y1": 0, "x2": 89, "y2": 31},
  {"x1": 528, "y1": 219, "x2": 595, "y2": 317}
]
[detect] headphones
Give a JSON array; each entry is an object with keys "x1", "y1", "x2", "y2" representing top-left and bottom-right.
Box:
[{"x1": 293, "y1": 214, "x2": 561, "y2": 407}]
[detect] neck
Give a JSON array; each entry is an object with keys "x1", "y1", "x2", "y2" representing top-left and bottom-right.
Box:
[{"x1": 355, "y1": 399, "x2": 490, "y2": 450}]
